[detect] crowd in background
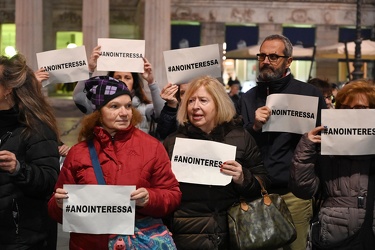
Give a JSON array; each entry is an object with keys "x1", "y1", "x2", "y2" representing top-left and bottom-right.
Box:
[{"x1": 0, "y1": 33, "x2": 374, "y2": 250}]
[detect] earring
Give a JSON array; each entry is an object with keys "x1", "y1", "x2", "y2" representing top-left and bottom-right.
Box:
[{"x1": 4, "y1": 96, "x2": 7, "y2": 100}]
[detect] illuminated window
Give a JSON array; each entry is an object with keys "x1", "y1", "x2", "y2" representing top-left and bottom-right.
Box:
[
  {"x1": 1, "y1": 24, "x2": 16, "y2": 57},
  {"x1": 56, "y1": 32, "x2": 83, "y2": 49}
]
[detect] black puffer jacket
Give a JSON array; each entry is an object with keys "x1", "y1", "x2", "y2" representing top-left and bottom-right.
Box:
[
  {"x1": 156, "y1": 103, "x2": 178, "y2": 140},
  {"x1": 0, "y1": 109, "x2": 60, "y2": 249},
  {"x1": 163, "y1": 121, "x2": 267, "y2": 250}
]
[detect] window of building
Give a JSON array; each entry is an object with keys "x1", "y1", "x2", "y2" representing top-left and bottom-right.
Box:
[
  {"x1": 339, "y1": 27, "x2": 372, "y2": 42},
  {"x1": 0, "y1": 24, "x2": 16, "y2": 57},
  {"x1": 225, "y1": 24, "x2": 258, "y2": 51},
  {"x1": 56, "y1": 31, "x2": 83, "y2": 49},
  {"x1": 171, "y1": 21, "x2": 201, "y2": 49}
]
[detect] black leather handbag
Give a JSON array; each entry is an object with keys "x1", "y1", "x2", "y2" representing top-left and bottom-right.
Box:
[{"x1": 227, "y1": 176, "x2": 297, "y2": 250}]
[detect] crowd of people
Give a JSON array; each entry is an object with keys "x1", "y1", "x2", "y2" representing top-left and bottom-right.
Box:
[{"x1": 0, "y1": 33, "x2": 374, "y2": 250}]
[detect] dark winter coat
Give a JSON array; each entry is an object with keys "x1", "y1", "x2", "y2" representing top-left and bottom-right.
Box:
[
  {"x1": 241, "y1": 73, "x2": 326, "y2": 193},
  {"x1": 163, "y1": 121, "x2": 267, "y2": 250},
  {"x1": 0, "y1": 108, "x2": 60, "y2": 250},
  {"x1": 290, "y1": 134, "x2": 375, "y2": 246},
  {"x1": 156, "y1": 103, "x2": 178, "y2": 140}
]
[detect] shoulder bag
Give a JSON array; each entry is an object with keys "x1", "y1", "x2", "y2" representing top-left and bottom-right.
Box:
[
  {"x1": 227, "y1": 176, "x2": 297, "y2": 250},
  {"x1": 87, "y1": 140, "x2": 177, "y2": 250}
]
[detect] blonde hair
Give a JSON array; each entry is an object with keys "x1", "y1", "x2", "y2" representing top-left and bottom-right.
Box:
[
  {"x1": 78, "y1": 106, "x2": 142, "y2": 141},
  {"x1": 335, "y1": 79, "x2": 375, "y2": 109},
  {"x1": 177, "y1": 75, "x2": 236, "y2": 126}
]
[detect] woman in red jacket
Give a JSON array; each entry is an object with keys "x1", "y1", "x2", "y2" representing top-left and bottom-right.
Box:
[{"x1": 48, "y1": 76, "x2": 181, "y2": 250}]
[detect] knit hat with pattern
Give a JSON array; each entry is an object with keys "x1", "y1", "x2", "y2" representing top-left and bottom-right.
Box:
[{"x1": 84, "y1": 76, "x2": 132, "y2": 111}]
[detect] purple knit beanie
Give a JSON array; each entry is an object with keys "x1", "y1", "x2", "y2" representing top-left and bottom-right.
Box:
[{"x1": 84, "y1": 76, "x2": 132, "y2": 111}]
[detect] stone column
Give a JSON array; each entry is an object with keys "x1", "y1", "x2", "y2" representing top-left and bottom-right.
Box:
[
  {"x1": 15, "y1": 0, "x2": 43, "y2": 70},
  {"x1": 315, "y1": 25, "x2": 339, "y2": 83},
  {"x1": 43, "y1": 0, "x2": 54, "y2": 52},
  {"x1": 82, "y1": 0, "x2": 109, "y2": 58},
  {"x1": 201, "y1": 22, "x2": 225, "y2": 48},
  {"x1": 200, "y1": 22, "x2": 225, "y2": 81},
  {"x1": 258, "y1": 23, "x2": 283, "y2": 44},
  {"x1": 144, "y1": 0, "x2": 171, "y2": 88}
]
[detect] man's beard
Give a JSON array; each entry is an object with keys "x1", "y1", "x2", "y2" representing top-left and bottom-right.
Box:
[{"x1": 259, "y1": 63, "x2": 287, "y2": 81}]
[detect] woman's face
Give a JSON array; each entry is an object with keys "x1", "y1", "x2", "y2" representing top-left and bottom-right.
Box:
[
  {"x1": 187, "y1": 86, "x2": 217, "y2": 133},
  {"x1": 100, "y1": 95, "x2": 133, "y2": 135},
  {"x1": 112, "y1": 72, "x2": 134, "y2": 91},
  {"x1": 340, "y1": 93, "x2": 369, "y2": 109}
]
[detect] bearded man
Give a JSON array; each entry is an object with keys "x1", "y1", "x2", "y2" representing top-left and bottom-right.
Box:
[{"x1": 241, "y1": 34, "x2": 326, "y2": 250}]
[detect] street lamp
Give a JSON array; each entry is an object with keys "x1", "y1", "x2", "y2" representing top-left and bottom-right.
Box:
[{"x1": 351, "y1": 0, "x2": 364, "y2": 80}]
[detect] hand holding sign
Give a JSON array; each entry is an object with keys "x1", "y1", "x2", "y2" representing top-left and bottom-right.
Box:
[
  {"x1": 88, "y1": 45, "x2": 101, "y2": 72},
  {"x1": 307, "y1": 125, "x2": 325, "y2": 143},
  {"x1": 220, "y1": 160, "x2": 244, "y2": 185},
  {"x1": 141, "y1": 57, "x2": 154, "y2": 84},
  {"x1": 130, "y1": 187, "x2": 149, "y2": 207},
  {"x1": 254, "y1": 106, "x2": 271, "y2": 131},
  {"x1": 160, "y1": 83, "x2": 179, "y2": 108}
]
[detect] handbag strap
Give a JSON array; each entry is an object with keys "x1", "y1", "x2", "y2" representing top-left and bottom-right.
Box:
[
  {"x1": 254, "y1": 175, "x2": 272, "y2": 206},
  {"x1": 87, "y1": 140, "x2": 106, "y2": 185}
]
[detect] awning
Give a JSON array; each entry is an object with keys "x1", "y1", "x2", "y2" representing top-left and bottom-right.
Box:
[{"x1": 316, "y1": 40, "x2": 375, "y2": 60}]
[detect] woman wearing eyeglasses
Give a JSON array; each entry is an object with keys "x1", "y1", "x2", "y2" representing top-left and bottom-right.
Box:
[{"x1": 290, "y1": 79, "x2": 375, "y2": 249}]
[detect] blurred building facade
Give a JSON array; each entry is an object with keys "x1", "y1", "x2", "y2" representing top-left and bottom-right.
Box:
[{"x1": 0, "y1": 0, "x2": 374, "y2": 90}]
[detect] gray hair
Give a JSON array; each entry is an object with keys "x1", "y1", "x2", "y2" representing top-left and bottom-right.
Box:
[{"x1": 261, "y1": 34, "x2": 293, "y2": 57}]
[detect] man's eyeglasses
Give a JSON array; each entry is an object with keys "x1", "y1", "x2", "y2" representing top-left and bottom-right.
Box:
[
  {"x1": 256, "y1": 53, "x2": 289, "y2": 62},
  {"x1": 340, "y1": 104, "x2": 369, "y2": 109}
]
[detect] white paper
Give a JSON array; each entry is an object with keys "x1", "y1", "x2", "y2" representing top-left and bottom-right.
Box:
[
  {"x1": 263, "y1": 94, "x2": 318, "y2": 134},
  {"x1": 171, "y1": 138, "x2": 235, "y2": 186},
  {"x1": 321, "y1": 109, "x2": 375, "y2": 155},
  {"x1": 97, "y1": 38, "x2": 145, "y2": 73},
  {"x1": 62, "y1": 185, "x2": 136, "y2": 235},
  {"x1": 163, "y1": 44, "x2": 222, "y2": 84},
  {"x1": 36, "y1": 46, "x2": 89, "y2": 87}
]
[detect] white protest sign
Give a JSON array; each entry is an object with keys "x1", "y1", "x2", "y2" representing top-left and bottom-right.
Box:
[
  {"x1": 321, "y1": 109, "x2": 375, "y2": 155},
  {"x1": 171, "y1": 138, "x2": 235, "y2": 186},
  {"x1": 262, "y1": 94, "x2": 318, "y2": 134},
  {"x1": 36, "y1": 46, "x2": 89, "y2": 87},
  {"x1": 163, "y1": 44, "x2": 222, "y2": 84},
  {"x1": 97, "y1": 38, "x2": 145, "y2": 73},
  {"x1": 62, "y1": 185, "x2": 136, "y2": 235}
]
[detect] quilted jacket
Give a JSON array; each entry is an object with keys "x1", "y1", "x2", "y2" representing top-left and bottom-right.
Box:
[{"x1": 290, "y1": 133, "x2": 375, "y2": 245}]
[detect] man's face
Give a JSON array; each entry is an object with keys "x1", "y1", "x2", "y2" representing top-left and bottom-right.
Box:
[{"x1": 258, "y1": 39, "x2": 292, "y2": 81}]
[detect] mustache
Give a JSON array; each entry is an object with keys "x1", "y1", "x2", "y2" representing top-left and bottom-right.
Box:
[{"x1": 260, "y1": 65, "x2": 274, "y2": 71}]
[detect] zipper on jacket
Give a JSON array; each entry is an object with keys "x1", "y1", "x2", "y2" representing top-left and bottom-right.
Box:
[
  {"x1": 0, "y1": 131, "x2": 12, "y2": 148},
  {"x1": 12, "y1": 199, "x2": 19, "y2": 235}
]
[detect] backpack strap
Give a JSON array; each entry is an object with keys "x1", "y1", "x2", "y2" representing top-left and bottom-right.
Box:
[{"x1": 87, "y1": 140, "x2": 106, "y2": 185}]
